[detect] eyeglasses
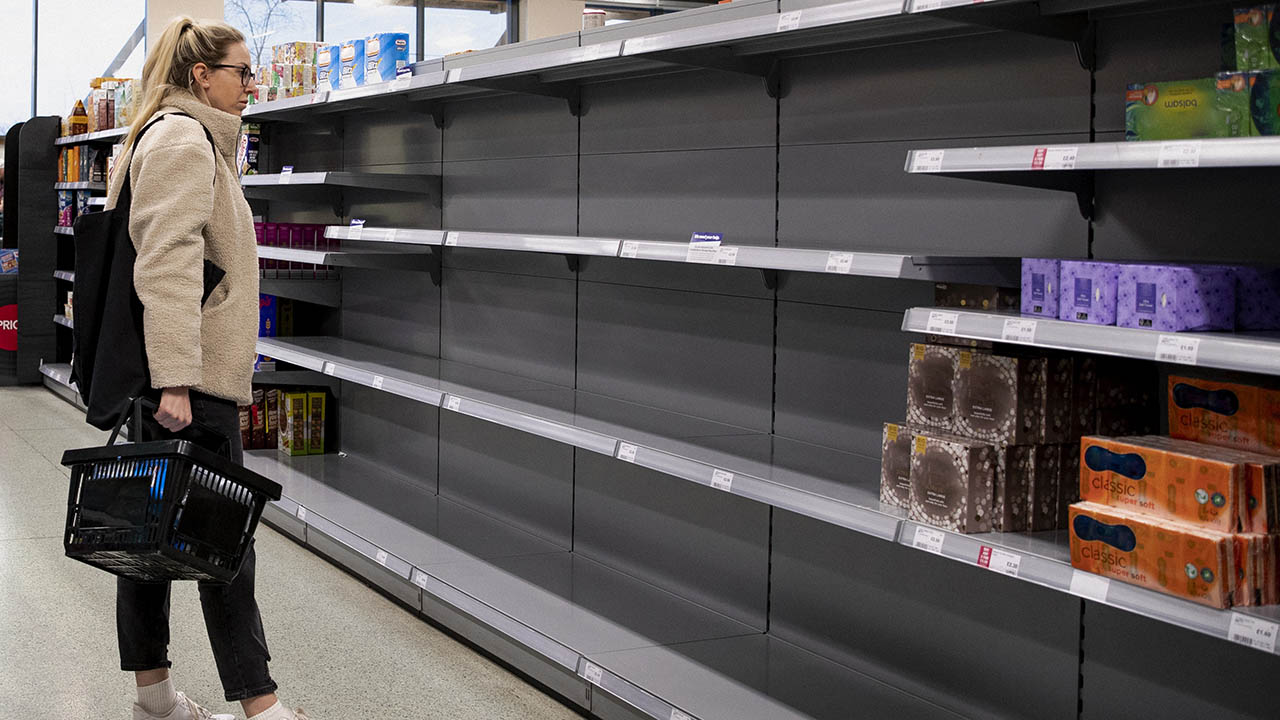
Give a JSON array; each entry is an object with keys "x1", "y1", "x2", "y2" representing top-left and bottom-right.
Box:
[{"x1": 211, "y1": 63, "x2": 254, "y2": 87}]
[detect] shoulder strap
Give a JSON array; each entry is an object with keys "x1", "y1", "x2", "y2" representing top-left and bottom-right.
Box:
[{"x1": 118, "y1": 112, "x2": 218, "y2": 212}]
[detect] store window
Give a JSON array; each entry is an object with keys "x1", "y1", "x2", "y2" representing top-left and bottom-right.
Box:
[
  {"x1": 424, "y1": 1, "x2": 511, "y2": 60},
  {"x1": 324, "y1": 0, "x2": 418, "y2": 60},
  {"x1": 227, "y1": 0, "x2": 321, "y2": 67},
  {"x1": 0, "y1": 0, "x2": 34, "y2": 135},
  {"x1": 35, "y1": 0, "x2": 145, "y2": 117}
]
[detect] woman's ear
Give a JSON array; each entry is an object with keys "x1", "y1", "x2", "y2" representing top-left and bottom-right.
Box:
[{"x1": 191, "y1": 62, "x2": 211, "y2": 89}]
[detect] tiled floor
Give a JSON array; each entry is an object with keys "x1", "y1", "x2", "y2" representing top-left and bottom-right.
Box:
[{"x1": 0, "y1": 385, "x2": 581, "y2": 720}]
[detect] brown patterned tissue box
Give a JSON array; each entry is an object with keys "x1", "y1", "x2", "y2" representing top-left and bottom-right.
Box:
[
  {"x1": 933, "y1": 282, "x2": 1020, "y2": 312},
  {"x1": 1028, "y1": 444, "x2": 1064, "y2": 532},
  {"x1": 994, "y1": 445, "x2": 1035, "y2": 532},
  {"x1": 907, "y1": 344, "x2": 959, "y2": 431},
  {"x1": 955, "y1": 350, "x2": 1048, "y2": 445},
  {"x1": 909, "y1": 431, "x2": 995, "y2": 534},
  {"x1": 880, "y1": 422, "x2": 915, "y2": 509}
]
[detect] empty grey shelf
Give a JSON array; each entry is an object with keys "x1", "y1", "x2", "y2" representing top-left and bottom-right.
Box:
[
  {"x1": 324, "y1": 226, "x2": 446, "y2": 245},
  {"x1": 53, "y1": 270, "x2": 75, "y2": 282},
  {"x1": 38, "y1": 362, "x2": 77, "y2": 392},
  {"x1": 241, "y1": 171, "x2": 435, "y2": 192},
  {"x1": 902, "y1": 307, "x2": 1280, "y2": 375},
  {"x1": 905, "y1": 137, "x2": 1280, "y2": 175},
  {"x1": 53, "y1": 314, "x2": 73, "y2": 329},
  {"x1": 54, "y1": 126, "x2": 129, "y2": 146},
  {"x1": 53, "y1": 226, "x2": 74, "y2": 236},
  {"x1": 255, "y1": 245, "x2": 435, "y2": 272},
  {"x1": 256, "y1": 335, "x2": 906, "y2": 542},
  {"x1": 54, "y1": 182, "x2": 105, "y2": 191},
  {"x1": 258, "y1": 277, "x2": 342, "y2": 307}
]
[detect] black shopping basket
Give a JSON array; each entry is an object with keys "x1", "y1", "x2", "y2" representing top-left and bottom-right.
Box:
[{"x1": 60, "y1": 398, "x2": 283, "y2": 583}]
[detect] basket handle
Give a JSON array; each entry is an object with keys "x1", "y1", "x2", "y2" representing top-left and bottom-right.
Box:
[{"x1": 107, "y1": 396, "x2": 234, "y2": 457}]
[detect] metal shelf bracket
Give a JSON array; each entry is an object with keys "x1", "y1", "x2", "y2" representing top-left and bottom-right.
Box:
[
  {"x1": 565, "y1": 254, "x2": 582, "y2": 273},
  {"x1": 643, "y1": 48, "x2": 786, "y2": 99},
  {"x1": 930, "y1": 3, "x2": 1095, "y2": 71},
  {"x1": 761, "y1": 268, "x2": 779, "y2": 290},
  {"x1": 428, "y1": 246, "x2": 443, "y2": 286}
]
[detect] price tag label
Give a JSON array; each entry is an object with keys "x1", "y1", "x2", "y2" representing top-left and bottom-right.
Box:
[
  {"x1": 1158, "y1": 141, "x2": 1202, "y2": 168},
  {"x1": 375, "y1": 550, "x2": 388, "y2": 566},
  {"x1": 671, "y1": 710, "x2": 693, "y2": 720},
  {"x1": 777, "y1": 11, "x2": 802, "y2": 31},
  {"x1": 445, "y1": 68, "x2": 462, "y2": 83},
  {"x1": 372, "y1": 376, "x2": 384, "y2": 390},
  {"x1": 413, "y1": 570, "x2": 430, "y2": 589},
  {"x1": 279, "y1": 165, "x2": 294, "y2": 184},
  {"x1": 616, "y1": 443, "x2": 638, "y2": 463},
  {"x1": 911, "y1": 0, "x2": 985, "y2": 11},
  {"x1": 715, "y1": 247, "x2": 739, "y2": 266},
  {"x1": 296, "y1": 507, "x2": 307, "y2": 522},
  {"x1": 583, "y1": 663, "x2": 603, "y2": 686},
  {"x1": 1032, "y1": 146, "x2": 1078, "y2": 170},
  {"x1": 620, "y1": 241, "x2": 640, "y2": 258},
  {"x1": 1228, "y1": 613, "x2": 1279, "y2": 652},
  {"x1": 389, "y1": 72, "x2": 413, "y2": 92},
  {"x1": 322, "y1": 362, "x2": 336, "y2": 376},
  {"x1": 910, "y1": 150, "x2": 945, "y2": 173},
  {"x1": 1155, "y1": 334, "x2": 1201, "y2": 365},
  {"x1": 711, "y1": 469, "x2": 734, "y2": 492},
  {"x1": 977, "y1": 546, "x2": 1021, "y2": 577},
  {"x1": 912, "y1": 526, "x2": 946, "y2": 554},
  {"x1": 445, "y1": 231, "x2": 459, "y2": 247},
  {"x1": 445, "y1": 396, "x2": 462, "y2": 412},
  {"x1": 386, "y1": 229, "x2": 399, "y2": 243},
  {"x1": 1001, "y1": 318, "x2": 1038, "y2": 343},
  {"x1": 349, "y1": 219, "x2": 365, "y2": 240},
  {"x1": 825, "y1": 252, "x2": 854, "y2": 274},
  {"x1": 925, "y1": 310, "x2": 959, "y2": 335},
  {"x1": 1069, "y1": 570, "x2": 1110, "y2": 602},
  {"x1": 686, "y1": 232, "x2": 723, "y2": 263}
]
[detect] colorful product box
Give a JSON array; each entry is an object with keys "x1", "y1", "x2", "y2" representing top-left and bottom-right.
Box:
[
  {"x1": 1069, "y1": 501, "x2": 1235, "y2": 608},
  {"x1": 365, "y1": 33, "x2": 410, "y2": 84},
  {"x1": 1021, "y1": 258, "x2": 1061, "y2": 318},
  {"x1": 954, "y1": 350, "x2": 1047, "y2": 445},
  {"x1": 909, "y1": 430, "x2": 995, "y2": 534},
  {"x1": 238, "y1": 405, "x2": 252, "y2": 449},
  {"x1": 880, "y1": 422, "x2": 914, "y2": 509},
  {"x1": 250, "y1": 388, "x2": 266, "y2": 449},
  {"x1": 1168, "y1": 375, "x2": 1263, "y2": 452},
  {"x1": 0, "y1": 250, "x2": 18, "y2": 274},
  {"x1": 1058, "y1": 260, "x2": 1120, "y2": 325},
  {"x1": 338, "y1": 39, "x2": 366, "y2": 89},
  {"x1": 265, "y1": 389, "x2": 280, "y2": 453},
  {"x1": 1143, "y1": 434, "x2": 1280, "y2": 534},
  {"x1": 280, "y1": 392, "x2": 309, "y2": 456},
  {"x1": 907, "y1": 343, "x2": 958, "y2": 431},
  {"x1": 1231, "y1": 265, "x2": 1280, "y2": 329},
  {"x1": 307, "y1": 392, "x2": 326, "y2": 454},
  {"x1": 1079, "y1": 435, "x2": 1245, "y2": 532},
  {"x1": 1125, "y1": 74, "x2": 1254, "y2": 141},
  {"x1": 318, "y1": 45, "x2": 339, "y2": 90},
  {"x1": 57, "y1": 191, "x2": 75, "y2": 227},
  {"x1": 1116, "y1": 264, "x2": 1236, "y2": 332},
  {"x1": 1236, "y1": 6, "x2": 1280, "y2": 71}
]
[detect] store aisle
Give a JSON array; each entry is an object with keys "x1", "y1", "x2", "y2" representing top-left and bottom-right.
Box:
[{"x1": 0, "y1": 386, "x2": 580, "y2": 720}]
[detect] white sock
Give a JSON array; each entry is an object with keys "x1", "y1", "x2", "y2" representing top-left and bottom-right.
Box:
[
  {"x1": 247, "y1": 701, "x2": 295, "y2": 720},
  {"x1": 137, "y1": 677, "x2": 178, "y2": 716}
]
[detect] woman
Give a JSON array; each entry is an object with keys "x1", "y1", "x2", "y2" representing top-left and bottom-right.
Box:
[{"x1": 104, "y1": 16, "x2": 309, "y2": 720}]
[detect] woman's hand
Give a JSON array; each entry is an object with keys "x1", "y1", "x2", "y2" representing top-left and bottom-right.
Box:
[{"x1": 155, "y1": 387, "x2": 193, "y2": 432}]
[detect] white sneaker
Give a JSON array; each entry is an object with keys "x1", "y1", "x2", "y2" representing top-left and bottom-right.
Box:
[{"x1": 132, "y1": 691, "x2": 237, "y2": 720}]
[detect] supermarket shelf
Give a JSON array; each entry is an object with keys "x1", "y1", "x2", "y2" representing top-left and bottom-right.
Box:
[
  {"x1": 53, "y1": 270, "x2": 74, "y2": 282},
  {"x1": 902, "y1": 307, "x2": 1280, "y2": 375},
  {"x1": 38, "y1": 362, "x2": 77, "y2": 393},
  {"x1": 53, "y1": 226, "x2": 74, "y2": 236},
  {"x1": 54, "y1": 182, "x2": 105, "y2": 192},
  {"x1": 86, "y1": 197, "x2": 107, "y2": 208},
  {"x1": 905, "y1": 137, "x2": 1280, "y2": 177},
  {"x1": 53, "y1": 314, "x2": 73, "y2": 329},
  {"x1": 321, "y1": 226, "x2": 1018, "y2": 283},
  {"x1": 54, "y1": 126, "x2": 129, "y2": 146},
  {"x1": 255, "y1": 245, "x2": 434, "y2": 272},
  {"x1": 241, "y1": 171, "x2": 435, "y2": 192},
  {"x1": 241, "y1": 91, "x2": 331, "y2": 122},
  {"x1": 257, "y1": 335, "x2": 906, "y2": 542},
  {"x1": 258, "y1": 277, "x2": 342, "y2": 307}
]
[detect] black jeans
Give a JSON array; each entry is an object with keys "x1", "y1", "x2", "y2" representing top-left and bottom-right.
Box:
[{"x1": 117, "y1": 390, "x2": 278, "y2": 702}]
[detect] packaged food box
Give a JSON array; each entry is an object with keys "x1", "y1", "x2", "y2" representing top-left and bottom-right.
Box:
[
  {"x1": 280, "y1": 392, "x2": 309, "y2": 456},
  {"x1": 909, "y1": 430, "x2": 995, "y2": 534},
  {"x1": 365, "y1": 32, "x2": 410, "y2": 84},
  {"x1": 1236, "y1": 5, "x2": 1280, "y2": 71},
  {"x1": 0, "y1": 250, "x2": 18, "y2": 274},
  {"x1": 239, "y1": 405, "x2": 252, "y2": 449},
  {"x1": 250, "y1": 388, "x2": 266, "y2": 449},
  {"x1": 880, "y1": 422, "x2": 914, "y2": 509},
  {"x1": 1020, "y1": 258, "x2": 1061, "y2": 318},
  {"x1": 264, "y1": 389, "x2": 280, "y2": 454},
  {"x1": 1125, "y1": 74, "x2": 1253, "y2": 141},
  {"x1": 338, "y1": 39, "x2": 366, "y2": 88},
  {"x1": 1080, "y1": 435, "x2": 1245, "y2": 532},
  {"x1": 907, "y1": 343, "x2": 959, "y2": 431},
  {"x1": 1116, "y1": 264, "x2": 1236, "y2": 332},
  {"x1": 1069, "y1": 501, "x2": 1235, "y2": 608},
  {"x1": 1059, "y1": 260, "x2": 1121, "y2": 325},
  {"x1": 318, "y1": 45, "x2": 339, "y2": 90},
  {"x1": 307, "y1": 391, "x2": 326, "y2": 454}
]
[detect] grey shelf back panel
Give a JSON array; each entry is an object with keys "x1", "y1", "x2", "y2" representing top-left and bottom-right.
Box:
[
  {"x1": 343, "y1": 114, "x2": 443, "y2": 167},
  {"x1": 444, "y1": 94, "x2": 578, "y2": 162},
  {"x1": 442, "y1": 156, "x2": 579, "y2": 236},
  {"x1": 341, "y1": 384, "x2": 440, "y2": 492},
  {"x1": 340, "y1": 267, "x2": 439, "y2": 356},
  {"x1": 582, "y1": 0, "x2": 778, "y2": 45}
]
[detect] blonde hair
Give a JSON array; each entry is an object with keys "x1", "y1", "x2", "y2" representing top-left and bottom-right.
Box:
[{"x1": 123, "y1": 16, "x2": 245, "y2": 150}]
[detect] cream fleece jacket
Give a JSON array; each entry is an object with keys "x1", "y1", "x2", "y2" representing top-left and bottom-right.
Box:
[{"x1": 105, "y1": 93, "x2": 259, "y2": 405}]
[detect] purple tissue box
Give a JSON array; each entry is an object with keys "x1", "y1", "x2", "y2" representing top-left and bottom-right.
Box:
[
  {"x1": 1021, "y1": 258, "x2": 1061, "y2": 318},
  {"x1": 1232, "y1": 266, "x2": 1280, "y2": 330},
  {"x1": 1117, "y1": 264, "x2": 1235, "y2": 332},
  {"x1": 1058, "y1": 261, "x2": 1120, "y2": 326}
]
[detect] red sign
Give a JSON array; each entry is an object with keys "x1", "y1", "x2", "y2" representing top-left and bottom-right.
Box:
[
  {"x1": 0, "y1": 305, "x2": 16, "y2": 351},
  {"x1": 977, "y1": 545, "x2": 993, "y2": 569}
]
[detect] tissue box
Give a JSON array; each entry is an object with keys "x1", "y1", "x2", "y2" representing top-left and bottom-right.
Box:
[
  {"x1": 1079, "y1": 435, "x2": 1245, "y2": 532},
  {"x1": 1236, "y1": 5, "x2": 1280, "y2": 71},
  {"x1": 909, "y1": 431, "x2": 995, "y2": 534},
  {"x1": 1055, "y1": 441, "x2": 1081, "y2": 530},
  {"x1": 338, "y1": 39, "x2": 366, "y2": 88},
  {"x1": 879, "y1": 422, "x2": 914, "y2": 509},
  {"x1": 1069, "y1": 502, "x2": 1235, "y2": 608},
  {"x1": 1168, "y1": 375, "x2": 1263, "y2": 452},
  {"x1": 1249, "y1": 70, "x2": 1280, "y2": 135},
  {"x1": 1116, "y1": 264, "x2": 1236, "y2": 332},
  {"x1": 993, "y1": 445, "x2": 1035, "y2": 532},
  {"x1": 1021, "y1": 258, "x2": 1061, "y2": 318},
  {"x1": 318, "y1": 45, "x2": 339, "y2": 90},
  {"x1": 1232, "y1": 265, "x2": 1280, "y2": 329},
  {"x1": 365, "y1": 33, "x2": 410, "y2": 84},
  {"x1": 1025, "y1": 444, "x2": 1063, "y2": 532},
  {"x1": 907, "y1": 343, "x2": 959, "y2": 431},
  {"x1": 955, "y1": 350, "x2": 1047, "y2": 445},
  {"x1": 1059, "y1": 260, "x2": 1120, "y2": 325},
  {"x1": 933, "y1": 283, "x2": 1019, "y2": 312},
  {"x1": 1148, "y1": 436, "x2": 1280, "y2": 533},
  {"x1": 1125, "y1": 74, "x2": 1253, "y2": 141}
]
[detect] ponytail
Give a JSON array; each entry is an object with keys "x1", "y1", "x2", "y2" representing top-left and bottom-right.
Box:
[{"x1": 123, "y1": 16, "x2": 244, "y2": 150}]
